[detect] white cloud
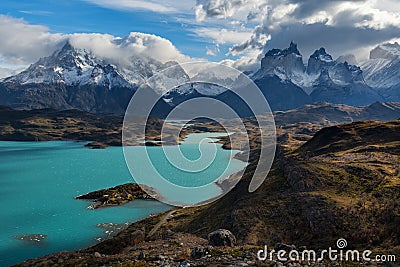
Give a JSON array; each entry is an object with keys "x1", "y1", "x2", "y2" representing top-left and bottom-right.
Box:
[
  {"x1": 193, "y1": 27, "x2": 253, "y2": 45},
  {"x1": 0, "y1": 15, "x2": 65, "y2": 65},
  {"x1": 195, "y1": 0, "x2": 267, "y2": 22},
  {"x1": 85, "y1": 0, "x2": 195, "y2": 13},
  {"x1": 19, "y1": 10, "x2": 54, "y2": 16},
  {"x1": 68, "y1": 32, "x2": 192, "y2": 66},
  {"x1": 3, "y1": 0, "x2": 400, "y2": 74},
  {"x1": 206, "y1": 47, "x2": 217, "y2": 56},
  {"x1": 221, "y1": 49, "x2": 263, "y2": 72},
  {"x1": 0, "y1": 15, "x2": 193, "y2": 71}
]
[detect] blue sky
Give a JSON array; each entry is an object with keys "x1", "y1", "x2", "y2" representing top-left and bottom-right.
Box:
[{"x1": 0, "y1": 0, "x2": 400, "y2": 76}]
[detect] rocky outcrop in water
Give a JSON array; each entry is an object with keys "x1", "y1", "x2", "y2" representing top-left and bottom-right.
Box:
[{"x1": 76, "y1": 183, "x2": 157, "y2": 209}]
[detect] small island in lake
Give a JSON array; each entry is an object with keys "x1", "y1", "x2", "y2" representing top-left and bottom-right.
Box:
[{"x1": 75, "y1": 183, "x2": 158, "y2": 209}]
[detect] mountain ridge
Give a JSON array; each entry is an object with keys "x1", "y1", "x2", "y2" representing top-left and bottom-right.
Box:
[
  {"x1": 1, "y1": 40, "x2": 400, "y2": 114},
  {"x1": 252, "y1": 42, "x2": 386, "y2": 110}
]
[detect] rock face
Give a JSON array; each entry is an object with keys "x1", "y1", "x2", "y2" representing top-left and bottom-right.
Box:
[
  {"x1": 208, "y1": 229, "x2": 236, "y2": 246},
  {"x1": 252, "y1": 42, "x2": 312, "y2": 111},
  {"x1": 305, "y1": 46, "x2": 382, "y2": 105},
  {"x1": 310, "y1": 62, "x2": 381, "y2": 106},
  {"x1": 307, "y1": 47, "x2": 334, "y2": 75},
  {"x1": 260, "y1": 42, "x2": 305, "y2": 77}
]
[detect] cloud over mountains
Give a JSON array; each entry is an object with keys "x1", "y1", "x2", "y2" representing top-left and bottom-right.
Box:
[
  {"x1": 0, "y1": 15, "x2": 191, "y2": 75},
  {"x1": 195, "y1": 0, "x2": 400, "y2": 61}
]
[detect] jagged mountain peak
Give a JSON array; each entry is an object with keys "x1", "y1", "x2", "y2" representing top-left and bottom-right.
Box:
[
  {"x1": 307, "y1": 47, "x2": 335, "y2": 75},
  {"x1": 265, "y1": 41, "x2": 301, "y2": 58},
  {"x1": 51, "y1": 41, "x2": 98, "y2": 65},
  {"x1": 0, "y1": 40, "x2": 193, "y2": 114},
  {"x1": 310, "y1": 47, "x2": 333, "y2": 62},
  {"x1": 253, "y1": 42, "x2": 382, "y2": 107},
  {"x1": 257, "y1": 42, "x2": 305, "y2": 82},
  {"x1": 58, "y1": 40, "x2": 74, "y2": 53}
]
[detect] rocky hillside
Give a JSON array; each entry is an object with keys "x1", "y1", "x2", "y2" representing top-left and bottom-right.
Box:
[
  {"x1": 1, "y1": 101, "x2": 400, "y2": 147},
  {"x1": 274, "y1": 101, "x2": 400, "y2": 125},
  {"x1": 150, "y1": 120, "x2": 399, "y2": 249}
]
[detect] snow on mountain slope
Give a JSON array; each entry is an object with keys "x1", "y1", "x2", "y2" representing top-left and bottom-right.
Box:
[
  {"x1": 361, "y1": 42, "x2": 400, "y2": 89},
  {"x1": 254, "y1": 43, "x2": 371, "y2": 97},
  {"x1": 253, "y1": 42, "x2": 305, "y2": 81},
  {"x1": 4, "y1": 42, "x2": 134, "y2": 89},
  {"x1": 3, "y1": 41, "x2": 188, "y2": 91}
]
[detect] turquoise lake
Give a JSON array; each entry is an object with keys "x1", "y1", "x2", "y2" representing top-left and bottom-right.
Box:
[{"x1": 0, "y1": 134, "x2": 246, "y2": 266}]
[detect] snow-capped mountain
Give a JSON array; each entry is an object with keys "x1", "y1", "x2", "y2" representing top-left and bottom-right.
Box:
[
  {"x1": 361, "y1": 42, "x2": 400, "y2": 101},
  {"x1": 0, "y1": 41, "x2": 188, "y2": 114},
  {"x1": 3, "y1": 41, "x2": 189, "y2": 89},
  {"x1": 252, "y1": 42, "x2": 383, "y2": 110},
  {"x1": 308, "y1": 47, "x2": 381, "y2": 105},
  {"x1": 4, "y1": 42, "x2": 134, "y2": 89}
]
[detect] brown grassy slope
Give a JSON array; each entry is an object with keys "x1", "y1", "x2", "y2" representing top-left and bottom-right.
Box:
[
  {"x1": 156, "y1": 120, "x2": 400, "y2": 251},
  {"x1": 79, "y1": 120, "x2": 400, "y2": 258},
  {"x1": 0, "y1": 106, "x2": 174, "y2": 147},
  {"x1": 298, "y1": 120, "x2": 400, "y2": 156},
  {"x1": 0, "y1": 106, "x2": 122, "y2": 144}
]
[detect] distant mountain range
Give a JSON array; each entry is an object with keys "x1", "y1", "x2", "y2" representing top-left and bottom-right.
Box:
[
  {"x1": 0, "y1": 40, "x2": 400, "y2": 115},
  {"x1": 252, "y1": 42, "x2": 392, "y2": 110}
]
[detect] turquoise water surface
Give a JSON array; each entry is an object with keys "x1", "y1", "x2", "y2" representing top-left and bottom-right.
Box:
[{"x1": 0, "y1": 133, "x2": 246, "y2": 266}]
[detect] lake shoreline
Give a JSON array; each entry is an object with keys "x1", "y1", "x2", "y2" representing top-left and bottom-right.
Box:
[
  {"x1": 0, "y1": 131, "x2": 246, "y2": 266},
  {"x1": 0, "y1": 105, "x2": 243, "y2": 151},
  {"x1": 75, "y1": 132, "x2": 247, "y2": 209}
]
